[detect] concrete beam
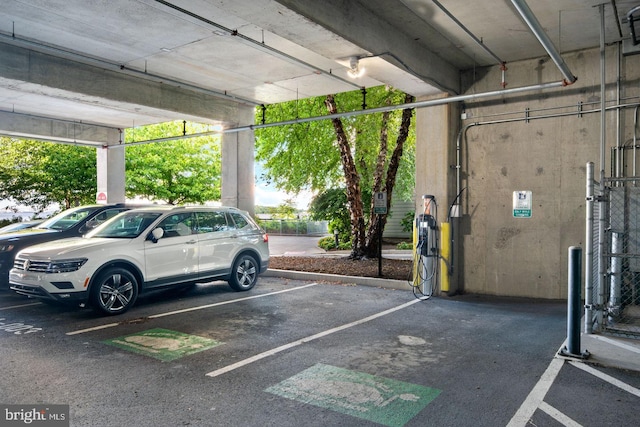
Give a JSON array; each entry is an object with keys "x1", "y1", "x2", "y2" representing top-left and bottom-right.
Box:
[
  {"x1": 0, "y1": 41, "x2": 251, "y2": 128},
  {"x1": 0, "y1": 111, "x2": 119, "y2": 146},
  {"x1": 274, "y1": 0, "x2": 460, "y2": 94}
]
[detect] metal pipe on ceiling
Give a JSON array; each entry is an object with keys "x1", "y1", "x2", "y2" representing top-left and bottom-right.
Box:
[
  {"x1": 510, "y1": 0, "x2": 578, "y2": 85},
  {"x1": 123, "y1": 79, "x2": 567, "y2": 147},
  {"x1": 431, "y1": 0, "x2": 505, "y2": 67}
]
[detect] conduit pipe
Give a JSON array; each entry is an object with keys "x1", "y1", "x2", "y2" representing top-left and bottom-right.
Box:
[
  {"x1": 455, "y1": 101, "x2": 640, "y2": 219},
  {"x1": 511, "y1": 0, "x2": 578, "y2": 85},
  {"x1": 124, "y1": 80, "x2": 567, "y2": 147},
  {"x1": 431, "y1": 0, "x2": 505, "y2": 67}
]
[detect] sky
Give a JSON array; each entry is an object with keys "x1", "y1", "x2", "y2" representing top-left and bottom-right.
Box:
[
  {"x1": 254, "y1": 162, "x2": 313, "y2": 210},
  {"x1": 254, "y1": 180, "x2": 313, "y2": 210}
]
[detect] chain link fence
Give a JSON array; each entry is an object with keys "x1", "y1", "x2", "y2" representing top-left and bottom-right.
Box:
[
  {"x1": 588, "y1": 171, "x2": 640, "y2": 338},
  {"x1": 259, "y1": 219, "x2": 328, "y2": 236}
]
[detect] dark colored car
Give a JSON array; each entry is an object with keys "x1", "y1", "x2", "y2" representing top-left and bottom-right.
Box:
[
  {"x1": 0, "y1": 204, "x2": 133, "y2": 290},
  {"x1": 0, "y1": 220, "x2": 44, "y2": 234}
]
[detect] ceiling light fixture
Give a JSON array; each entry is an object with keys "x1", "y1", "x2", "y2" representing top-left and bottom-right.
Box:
[{"x1": 347, "y1": 56, "x2": 365, "y2": 78}]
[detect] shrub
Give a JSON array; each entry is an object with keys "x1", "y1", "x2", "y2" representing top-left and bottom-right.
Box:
[
  {"x1": 318, "y1": 236, "x2": 351, "y2": 251},
  {"x1": 396, "y1": 241, "x2": 413, "y2": 250}
]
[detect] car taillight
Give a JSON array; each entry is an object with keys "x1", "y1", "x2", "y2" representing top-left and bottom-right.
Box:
[{"x1": 263, "y1": 233, "x2": 269, "y2": 243}]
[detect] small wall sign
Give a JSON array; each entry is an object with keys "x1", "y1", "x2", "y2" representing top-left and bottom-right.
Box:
[{"x1": 513, "y1": 191, "x2": 532, "y2": 218}]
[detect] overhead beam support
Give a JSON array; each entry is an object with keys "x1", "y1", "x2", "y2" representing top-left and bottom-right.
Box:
[
  {"x1": 0, "y1": 41, "x2": 250, "y2": 128},
  {"x1": 0, "y1": 111, "x2": 119, "y2": 146},
  {"x1": 274, "y1": 0, "x2": 460, "y2": 94}
]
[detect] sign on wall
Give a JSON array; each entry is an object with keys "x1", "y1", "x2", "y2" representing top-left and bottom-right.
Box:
[{"x1": 513, "y1": 191, "x2": 532, "y2": 218}]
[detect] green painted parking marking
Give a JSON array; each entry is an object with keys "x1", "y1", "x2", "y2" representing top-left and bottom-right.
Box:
[
  {"x1": 265, "y1": 363, "x2": 441, "y2": 427},
  {"x1": 103, "y1": 328, "x2": 222, "y2": 362}
]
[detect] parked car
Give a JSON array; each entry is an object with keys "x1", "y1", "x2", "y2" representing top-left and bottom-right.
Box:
[
  {"x1": 9, "y1": 206, "x2": 270, "y2": 315},
  {"x1": 0, "y1": 220, "x2": 44, "y2": 234},
  {"x1": 0, "y1": 204, "x2": 133, "y2": 290}
]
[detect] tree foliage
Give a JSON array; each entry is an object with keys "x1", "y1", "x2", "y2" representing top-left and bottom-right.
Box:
[
  {"x1": 0, "y1": 121, "x2": 222, "y2": 210},
  {"x1": 0, "y1": 137, "x2": 97, "y2": 210},
  {"x1": 256, "y1": 86, "x2": 415, "y2": 200},
  {"x1": 125, "y1": 121, "x2": 221, "y2": 204},
  {"x1": 256, "y1": 85, "x2": 415, "y2": 258}
]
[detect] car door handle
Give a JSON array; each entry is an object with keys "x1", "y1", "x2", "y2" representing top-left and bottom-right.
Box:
[{"x1": 186, "y1": 240, "x2": 197, "y2": 244}]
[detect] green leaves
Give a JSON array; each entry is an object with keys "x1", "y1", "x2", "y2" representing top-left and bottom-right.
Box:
[
  {"x1": 255, "y1": 86, "x2": 415, "y2": 201},
  {"x1": 0, "y1": 137, "x2": 97, "y2": 209},
  {"x1": 0, "y1": 120, "x2": 222, "y2": 209},
  {"x1": 124, "y1": 121, "x2": 221, "y2": 205}
]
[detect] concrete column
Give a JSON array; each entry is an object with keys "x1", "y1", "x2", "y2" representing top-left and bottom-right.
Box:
[
  {"x1": 96, "y1": 130, "x2": 126, "y2": 204},
  {"x1": 415, "y1": 96, "x2": 459, "y2": 293},
  {"x1": 221, "y1": 107, "x2": 255, "y2": 217}
]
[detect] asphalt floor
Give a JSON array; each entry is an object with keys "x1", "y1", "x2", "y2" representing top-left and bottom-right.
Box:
[{"x1": 0, "y1": 235, "x2": 637, "y2": 426}]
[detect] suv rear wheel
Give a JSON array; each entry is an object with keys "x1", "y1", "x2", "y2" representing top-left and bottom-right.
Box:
[
  {"x1": 228, "y1": 254, "x2": 259, "y2": 291},
  {"x1": 90, "y1": 267, "x2": 138, "y2": 315}
]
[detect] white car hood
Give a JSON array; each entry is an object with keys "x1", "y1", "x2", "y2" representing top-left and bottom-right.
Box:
[{"x1": 17, "y1": 237, "x2": 133, "y2": 259}]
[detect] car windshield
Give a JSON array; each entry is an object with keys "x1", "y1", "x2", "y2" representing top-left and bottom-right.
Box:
[
  {"x1": 88, "y1": 211, "x2": 162, "y2": 239},
  {"x1": 36, "y1": 206, "x2": 99, "y2": 231}
]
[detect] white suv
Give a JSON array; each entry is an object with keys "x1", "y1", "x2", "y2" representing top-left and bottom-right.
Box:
[{"x1": 9, "y1": 206, "x2": 269, "y2": 315}]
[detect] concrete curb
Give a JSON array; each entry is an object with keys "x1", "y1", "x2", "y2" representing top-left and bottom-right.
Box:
[{"x1": 264, "y1": 269, "x2": 411, "y2": 291}]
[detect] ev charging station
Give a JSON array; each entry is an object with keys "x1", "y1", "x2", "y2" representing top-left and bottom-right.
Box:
[{"x1": 413, "y1": 195, "x2": 439, "y2": 297}]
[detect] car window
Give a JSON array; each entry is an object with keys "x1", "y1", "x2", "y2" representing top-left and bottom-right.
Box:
[
  {"x1": 38, "y1": 206, "x2": 99, "y2": 231},
  {"x1": 229, "y1": 212, "x2": 252, "y2": 230},
  {"x1": 85, "y1": 208, "x2": 129, "y2": 230},
  {"x1": 195, "y1": 211, "x2": 229, "y2": 233},
  {"x1": 157, "y1": 213, "x2": 195, "y2": 237},
  {"x1": 90, "y1": 212, "x2": 162, "y2": 238}
]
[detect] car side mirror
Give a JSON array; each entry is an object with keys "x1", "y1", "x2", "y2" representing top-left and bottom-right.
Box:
[{"x1": 150, "y1": 227, "x2": 164, "y2": 243}]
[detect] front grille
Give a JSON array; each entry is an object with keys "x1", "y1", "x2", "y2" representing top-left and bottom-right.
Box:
[{"x1": 13, "y1": 257, "x2": 51, "y2": 272}]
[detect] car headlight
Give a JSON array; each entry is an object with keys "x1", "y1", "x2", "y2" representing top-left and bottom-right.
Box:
[
  {"x1": 0, "y1": 244, "x2": 14, "y2": 252},
  {"x1": 46, "y1": 258, "x2": 88, "y2": 273}
]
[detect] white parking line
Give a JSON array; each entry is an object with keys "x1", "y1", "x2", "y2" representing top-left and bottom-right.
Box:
[
  {"x1": 506, "y1": 356, "x2": 565, "y2": 427},
  {"x1": 539, "y1": 402, "x2": 583, "y2": 427},
  {"x1": 568, "y1": 360, "x2": 640, "y2": 398},
  {"x1": 66, "y1": 283, "x2": 318, "y2": 336},
  {"x1": 205, "y1": 297, "x2": 428, "y2": 378},
  {"x1": 0, "y1": 302, "x2": 42, "y2": 310}
]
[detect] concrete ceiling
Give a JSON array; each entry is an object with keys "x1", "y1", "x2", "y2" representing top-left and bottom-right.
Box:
[{"x1": 0, "y1": 0, "x2": 636, "y2": 140}]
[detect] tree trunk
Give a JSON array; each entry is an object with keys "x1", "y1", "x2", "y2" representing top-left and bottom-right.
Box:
[
  {"x1": 363, "y1": 93, "x2": 415, "y2": 258},
  {"x1": 325, "y1": 94, "x2": 366, "y2": 258}
]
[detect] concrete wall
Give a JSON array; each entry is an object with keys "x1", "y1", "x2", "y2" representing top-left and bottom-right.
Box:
[{"x1": 419, "y1": 45, "x2": 640, "y2": 299}]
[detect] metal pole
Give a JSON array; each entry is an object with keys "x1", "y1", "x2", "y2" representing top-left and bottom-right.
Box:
[
  {"x1": 559, "y1": 247, "x2": 590, "y2": 359},
  {"x1": 585, "y1": 162, "x2": 594, "y2": 333},
  {"x1": 597, "y1": 3, "x2": 607, "y2": 331},
  {"x1": 377, "y1": 217, "x2": 383, "y2": 277}
]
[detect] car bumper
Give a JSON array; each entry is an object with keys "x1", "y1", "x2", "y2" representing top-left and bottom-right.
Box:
[{"x1": 9, "y1": 282, "x2": 88, "y2": 304}]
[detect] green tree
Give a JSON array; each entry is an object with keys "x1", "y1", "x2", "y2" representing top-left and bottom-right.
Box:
[
  {"x1": 0, "y1": 137, "x2": 97, "y2": 210},
  {"x1": 256, "y1": 86, "x2": 415, "y2": 258},
  {"x1": 308, "y1": 188, "x2": 352, "y2": 242},
  {"x1": 125, "y1": 121, "x2": 221, "y2": 204}
]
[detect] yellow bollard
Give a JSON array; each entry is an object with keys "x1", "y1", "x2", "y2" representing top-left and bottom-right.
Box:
[{"x1": 440, "y1": 222, "x2": 450, "y2": 292}]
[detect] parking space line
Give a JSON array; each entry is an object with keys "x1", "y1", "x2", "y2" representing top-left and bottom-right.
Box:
[
  {"x1": 66, "y1": 283, "x2": 318, "y2": 336},
  {"x1": 568, "y1": 360, "x2": 640, "y2": 398},
  {"x1": 538, "y1": 402, "x2": 583, "y2": 427},
  {"x1": 205, "y1": 297, "x2": 428, "y2": 378},
  {"x1": 0, "y1": 302, "x2": 42, "y2": 310},
  {"x1": 506, "y1": 356, "x2": 565, "y2": 427}
]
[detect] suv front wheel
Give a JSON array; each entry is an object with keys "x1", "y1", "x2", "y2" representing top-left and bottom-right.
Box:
[
  {"x1": 90, "y1": 267, "x2": 139, "y2": 315},
  {"x1": 228, "y1": 254, "x2": 259, "y2": 292}
]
